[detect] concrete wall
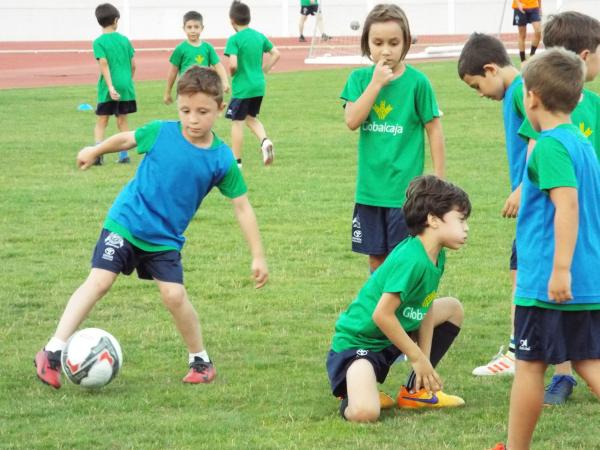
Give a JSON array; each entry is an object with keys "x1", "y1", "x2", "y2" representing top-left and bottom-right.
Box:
[{"x1": 0, "y1": 0, "x2": 598, "y2": 42}]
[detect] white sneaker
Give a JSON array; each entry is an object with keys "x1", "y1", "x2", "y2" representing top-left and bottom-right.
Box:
[
  {"x1": 261, "y1": 138, "x2": 274, "y2": 165},
  {"x1": 472, "y1": 346, "x2": 515, "y2": 376}
]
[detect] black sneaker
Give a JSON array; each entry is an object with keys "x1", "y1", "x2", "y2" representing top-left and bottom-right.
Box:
[
  {"x1": 93, "y1": 155, "x2": 104, "y2": 166},
  {"x1": 117, "y1": 157, "x2": 131, "y2": 164},
  {"x1": 321, "y1": 33, "x2": 332, "y2": 41},
  {"x1": 299, "y1": 35, "x2": 306, "y2": 42}
]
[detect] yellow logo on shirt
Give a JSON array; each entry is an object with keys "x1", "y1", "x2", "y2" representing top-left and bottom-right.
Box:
[
  {"x1": 580, "y1": 122, "x2": 593, "y2": 138},
  {"x1": 422, "y1": 291, "x2": 436, "y2": 308},
  {"x1": 195, "y1": 55, "x2": 204, "y2": 65},
  {"x1": 373, "y1": 100, "x2": 393, "y2": 120}
]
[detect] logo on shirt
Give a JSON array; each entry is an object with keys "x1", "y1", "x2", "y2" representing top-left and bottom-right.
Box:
[
  {"x1": 373, "y1": 100, "x2": 393, "y2": 120},
  {"x1": 195, "y1": 55, "x2": 205, "y2": 65},
  {"x1": 422, "y1": 291, "x2": 436, "y2": 308},
  {"x1": 352, "y1": 214, "x2": 362, "y2": 243},
  {"x1": 402, "y1": 307, "x2": 425, "y2": 322},
  {"x1": 356, "y1": 349, "x2": 368, "y2": 357},
  {"x1": 104, "y1": 232, "x2": 124, "y2": 249},
  {"x1": 580, "y1": 122, "x2": 593, "y2": 138},
  {"x1": 102, "y1": 247, "x2": 115, "y2": 261},
  {"x1": 519, "y1": 339, "x2": 531, "y2": 351}
]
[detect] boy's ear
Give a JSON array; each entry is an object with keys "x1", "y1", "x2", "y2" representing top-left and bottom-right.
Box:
[
  {"x1": 579, "y1": 48, "x2": 591, "y2": 62},
  {"x1": 427, "y1": 213, "x2": 441, "y2": 230},
  {"x1": 525, "y1": 89, "x2": 540, "y2": 109},
  {"x1": 482, "y1": 63, "x2": 499, "y2": 76}
]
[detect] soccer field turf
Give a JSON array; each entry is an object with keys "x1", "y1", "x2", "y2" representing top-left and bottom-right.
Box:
[{"x1": 1, "y1": 61, "x2": 599, "y2": 449}]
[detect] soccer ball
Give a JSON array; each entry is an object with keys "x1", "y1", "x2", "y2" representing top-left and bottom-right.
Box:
[
  {"x1": 61, "y1": 328, "x2": 123, "y2": 389},
  {"x1": 350, "y1": 20, "x2": 360, "y2": 31}
]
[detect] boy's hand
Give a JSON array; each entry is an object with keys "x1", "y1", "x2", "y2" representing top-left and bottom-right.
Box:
[
  {"x1": 109, "y1": 86, "x2": 121, "y2": 101},
  {"x1": 409, "y1": 353, "x2": 443, "y2": 393},
  {"x1": 77, "y1": 146, "x2": 100, "y2": 170},
  {"x1": 372, "y1": 59, "x2": 394, "y2": 88},
  {"x1": 548, "y1": 268, "x2": 572, "y2": 302},
  {"x1": 163, "y1": 93, "x2": 173, "y2": 105},
  {"x1": 252, "y1": 257, "x2": 269, "y2": 289},
  {"x1": 502, "y1": 187, "x2": 521, "y2": 218}
]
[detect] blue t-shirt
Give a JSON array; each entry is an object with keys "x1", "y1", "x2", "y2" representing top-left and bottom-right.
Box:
[
  {"x1": 106, "y1": 121, "x2": 247, "y2": 251},
  {"x1": 503, "y1": 75, "x2": 528, "y2": 191},
  {"x1": 516, "y1": 124, "x2": 600, "y2": 307}
]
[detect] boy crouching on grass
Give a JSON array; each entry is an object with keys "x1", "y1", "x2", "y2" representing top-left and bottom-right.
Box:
[
  {"x1": 326, "y1": 175, "x2": 470, "y2": 422},
  {"x1": 491, "y1": 48, "x2": 600, "y2": 450},
  {"x1": 35, "y1": 66, "x2": 268, "y2": 389}
]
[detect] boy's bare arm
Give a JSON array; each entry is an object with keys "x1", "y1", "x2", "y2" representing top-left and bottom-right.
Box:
[
  {"x1": 424, "y1": 118, "x2": 446, "y2": 179},
  {"x1": 416, "y1": 303, "x2": 435, "y2": 359},
  {"x1": 372, "y1": 293, "x2": 442, "y2": 392},
  {"x1": 77, "y1": 131, "x2": 137, "y2": 170},
  {"x1": 227, "y1": 55, "x2": 238, "y2": 76},
  {"x1": 98, "y1": 58, "x2": 120, "y2": 100},
  {"x1": 548, "y1": 187, "x2": 578, "y2": 302},
  {"x1": 503, "y1": 138, "x2": 537, "y2": 218},
  {"x1": 231, "y1": 194, "x2": 269, "y2": 288},
  {"x1": 163, "y1": 64, "x2": 179, "y2": 105},
  {"x1": 344, "y1": 60, "x2": 393, "y2": 130},
  {"x1": 263, "y1": 47, "x2": 280, "y2": 74},
  {"x1": 213, "y1": 62, "x2": 230, "y2": 93}
]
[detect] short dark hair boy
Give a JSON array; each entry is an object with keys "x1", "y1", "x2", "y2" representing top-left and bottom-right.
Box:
[{"x1": 95, "y1": 3, "x2": 120, "y2": 27}]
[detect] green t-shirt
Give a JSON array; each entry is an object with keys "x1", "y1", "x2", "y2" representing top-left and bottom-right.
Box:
[
  {"x1": 331, "y1": 237, "x2": 445, "y2": 352},
  {"x1": 341, "y1": 65, "x2": 440, "y2": 207},
  {"x1": 301, "y1": 0, "x2": 318, "y2": 6},
  {"x1": 104, "y1": 121, "x2": 246, "y2": 252},
  {"x1": 93, "y1": 32, "x2": 135, "y2": 103},
  {"x1": 169, "y1": 41, "x2": 220, "y2": 75},
  {"x1": 514, "y1": 123, "x2": 600, "y2": 311},
  {"x1": 519, "y1": 89, "x2": 600, "y2": 159},
  {"x1": 224, "y1": 28, "x2": 274, "y2": 99}
]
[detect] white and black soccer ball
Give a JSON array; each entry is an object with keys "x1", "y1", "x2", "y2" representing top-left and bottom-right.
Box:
[
  {"x1": 350, "y1": 20, "x2": 360, "y2": 31},
  {"x1": 61, "y1": 328, "x2": 123, "y2": 389}
]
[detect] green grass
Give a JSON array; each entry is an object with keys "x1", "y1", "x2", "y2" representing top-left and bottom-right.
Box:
[{"x1": 1, "y1": 62, "x2": 599, "y2": 449}]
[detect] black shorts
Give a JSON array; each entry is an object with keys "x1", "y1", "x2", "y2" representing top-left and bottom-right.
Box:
[
  {"x1": 351, "y1": 203, "x2": 409, "y2": 255},
  {"x1": 96, "y1": 100, "x2": 137, "y2": 116},
  {"x1": 225, "y1": 97, "x2": 263, "y2": 121},
  {"x1": 301, "y1": 5, "x2": 319, "y2": 16},
  {"x1": 91, "y1": 229, "x2": 184, "y2": 284},
  {"x1": 513, "y1": 8, "x2": 541, "y2": 26},
  {"x1": 514, "y1": 305, "x2": 600, "y2": 364},
  {"x1": 326, "y1": 345, "x2": 402, "y2": 398},
  {"x1": 510, "y1": 239, "x2": 518, "y2": 271}
]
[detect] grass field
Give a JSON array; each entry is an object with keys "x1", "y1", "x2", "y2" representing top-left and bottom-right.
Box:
[{"x1": 1, "y1": 61, "x2": 599, "y2": 449}]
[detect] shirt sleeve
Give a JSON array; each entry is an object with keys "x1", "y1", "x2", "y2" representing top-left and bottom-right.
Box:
[
  {"x1": 263, "y1": 35, "x2": 274, "y2": 53},
  {"x1": 217, "y1": 161, "x2": 248, "y2": 198},
  {"x1": 528, "y1": 137, "x2": 577, "y2": 191},
  {"x1": 206, "y1": 43, "x2": 220, "y2": 65},
  {"x1": 224, "y1": 36, "x2": 237, "y2": 57},
  {"x1": 134, "y1": 121, "x2": 162, "y2": 154},
  {"x1": 128, "y1": 39, "x2": 135, "y2": 58},
  {"x1": 340, "y1": 69, "x2": 364, "y2": 103},
  {"x1": 93, "y1": 39, "x2": 105, "y2": 60},
  {"x1": 381, "y1": 258, "x2": 423, "y2": 297},
  {"x1": 415, "y1": 74, "x2": 440, "y2": 124},
  {"x1": 169, "y1": 45, "x2": 182, "y2": 68},
  {"x1": 518, "y1": 117, "x2": 539, "y2": 141}
]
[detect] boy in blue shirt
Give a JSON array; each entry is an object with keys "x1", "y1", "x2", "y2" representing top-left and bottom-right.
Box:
[
  {"x1": 35, "y1": 66, "x2": 269, "y2": 389},
  {"x1": 493, "y1": 48, "x2": 600, "y2": 450},
  {"x1": 93, "y1": 3, "x2": 136, "y2": 164},
  {"x1": 458, "y1": 33, "x2": 536, "y2": 376}
]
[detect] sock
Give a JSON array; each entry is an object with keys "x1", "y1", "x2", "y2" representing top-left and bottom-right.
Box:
[
  {"x1": 236, "y1": 158, "x2": 242, "y2": 169},
  {"x1": 46, "y1": 337, "x2": 67, "y2": 353},
  {"x1": 189, "y1": 350, "x2": 210, "y2": 364},
  {"x1": 507, "y1": 335, "x2": 516, "y2": 357},
  {"x1": 530, "y1": 45, "x2": 537, "y2": 56},
  {"x1": 118, "y1": 150, "x2": 128, "y2": 160},
  {"x1": 519, "y1": 51, "x2": 526, "y2": 62},
  {"x1": 405, "y1": 321, "x2": 461, "y2": 391}
]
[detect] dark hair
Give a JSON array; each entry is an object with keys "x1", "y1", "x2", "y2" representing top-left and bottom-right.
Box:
[
  {"x1": 95, "y1": 3, "x2": 120, "y2": 28},
  {"x1": 361, "y1": 4, "x2": 411, "y2": 60},
  {"x1": 403, "y1": 175, "x2": 471, "y2": 236},
  {"x1": 176, "y1": 66, "x2": 223, "y2": 105},
  {"x1": 229, "y1": 1, "x2": 251, "y2": 26},
  {"x1": 458, "y1": 33, "x2": 512, "y2": 78},
  {"x1": 522, "y1": 47, "x2": 585, "y2": 114},
  {"x1": 544, "y1": 11, "x2": 600, "y2": 55},
  {"x1": 183, "y1": 11, "x2": 203, "y2": 26}
]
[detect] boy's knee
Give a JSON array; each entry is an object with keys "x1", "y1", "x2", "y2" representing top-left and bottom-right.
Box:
[
  {"x1": 160, "y1": 284, "x2": 187, "y2": 309},
  {"x1": 86, "y1": 271, "x2": 115, "y2": 296},
  {"x1": 435, "y1": 296, "x2": 464, "y2": 326},
  {"x1": 346, "y1": 404, "x2": 380, "y2": 423}
]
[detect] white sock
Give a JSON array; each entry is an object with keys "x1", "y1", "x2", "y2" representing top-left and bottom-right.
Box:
[
  {"x1": 189, "y1": 350, "x2": 210, "y2": 364},
  {"x1": 46, "y1": 337, "x2": 67, "y2": 353}
]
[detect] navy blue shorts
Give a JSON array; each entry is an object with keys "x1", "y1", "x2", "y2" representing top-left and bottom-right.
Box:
[
  {"x1": 351, "y1": 203, "x2": 409, "y2": 255},
  {"x1": 326, "y1": 345, "x2": 403, "y2": 398},
  {"x1": 513, "y1": 8, "x2": 541, "y2": 26},
  {"x1": 301, "y1": 5, "x2": 319, "y2": 16},
  {"x1": 514, "y1": 305, "x2": 600, "y2": 364},
  {"x1": 91, "y1": 229, "x2": 184, "y2": 284},
  {"x1": 96, "y1": 100, "x2": 137, "y2": 116},
  {"x1": 510, "y1": 239, "x2": 518, "y2": 271},
  {"x1": 225, "y1": 97, "x2": 263, "y2": 120}
]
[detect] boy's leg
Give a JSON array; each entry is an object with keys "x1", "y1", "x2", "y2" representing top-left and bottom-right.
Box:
[
  {"x1": 35, "y1": 268, "x2": 118, "y2": 388},
  {"x1": 245, "y1": 115, "x2": 274, "y2": 166},
  {"x1": 299, "y1": 13, "x2": 308, "y2": 40},
  {"x1": 507, "y1": 360, "x2": 547, "y2": 450},
  {"x1": 116, "y1": 114, "x2": 130, "y2": 163},
  {"x1": 344, "y1": 358, "x2": 381, "y2": 422},
  {"x1": 94, "y1": 115, "x2": 110, "y2": 165},
  {"x1": 231, "y1": 120, "x2": 245, "y2": 163},
  {"x1": 572, "y1": 359, "x2": 600, "y2": 399},
  {"x1": 544, "y1": 361, "x2": 577, "y2": 405},
  {"x1": 518, "y1": 26, "x2": 527, "y2": 62},
  {"x1": 530, "y1": 21, "x2": 541, "y2": 56}
]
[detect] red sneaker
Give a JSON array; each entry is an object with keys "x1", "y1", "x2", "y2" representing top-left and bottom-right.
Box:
[
  {"x1": 34, "y1": 349, "x2": 62, "y2": 389},
  {"x1": 182, "y1": 358, "x2": 216, "y2": 384}
]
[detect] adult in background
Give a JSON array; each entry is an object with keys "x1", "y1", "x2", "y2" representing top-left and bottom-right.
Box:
[
  {"x1": 513, "y1": 0, "x2": 542, "y2": 62},
  {"x1": 299, "y1": 0, "x2": 330, "y2": 42}
]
